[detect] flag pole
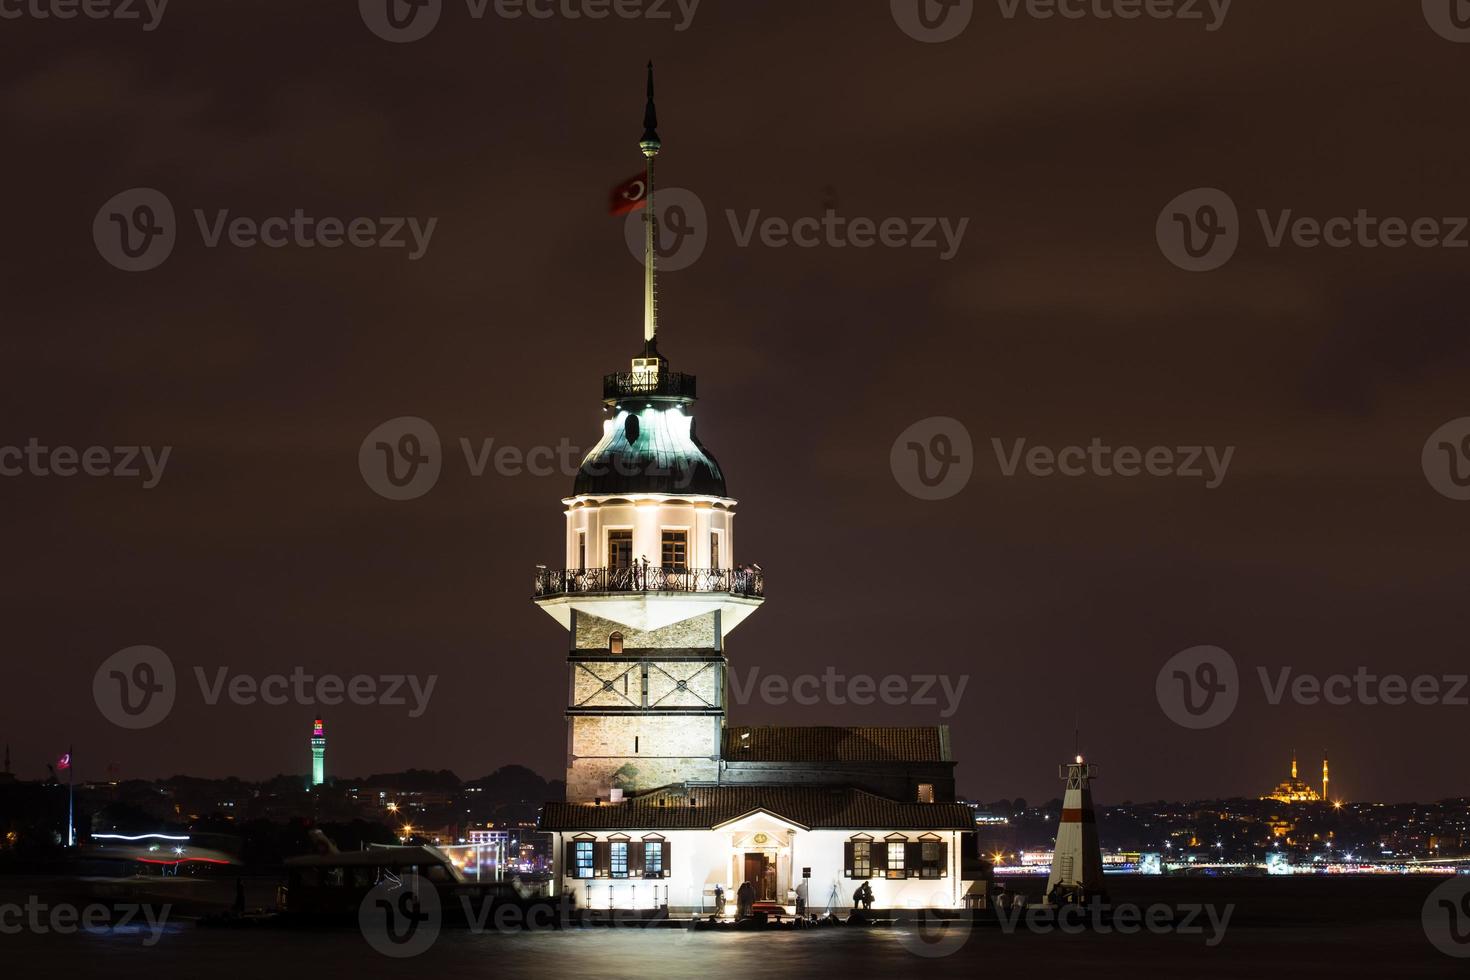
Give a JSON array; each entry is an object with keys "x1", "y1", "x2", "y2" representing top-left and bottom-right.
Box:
[{"x1": 640, "y1": 61, "x2": 661, "y2": 348}]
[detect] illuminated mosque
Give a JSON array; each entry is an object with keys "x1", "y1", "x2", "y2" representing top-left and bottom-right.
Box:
[{"x1": 1262, "y1": 752, "x2": 1329, "y2": 804}]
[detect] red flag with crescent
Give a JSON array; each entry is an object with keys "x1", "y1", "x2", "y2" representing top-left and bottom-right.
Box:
[{"x1": 609, "y1": 173, "x2": 649, "y2": 216}]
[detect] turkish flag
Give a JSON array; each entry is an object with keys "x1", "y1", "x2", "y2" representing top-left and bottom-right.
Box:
[{"x1": 609, "y1": 173, "x2": 649, "y2": 216}]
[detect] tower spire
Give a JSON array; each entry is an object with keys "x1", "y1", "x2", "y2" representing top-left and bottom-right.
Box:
[{"x1": 639, "y1": 61, "x2": 661, "y2": 352}]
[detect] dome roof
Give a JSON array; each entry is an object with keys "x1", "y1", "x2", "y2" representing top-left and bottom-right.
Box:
[{"x1": 573, "y1": 405, "x2": 727, "y2": 497}]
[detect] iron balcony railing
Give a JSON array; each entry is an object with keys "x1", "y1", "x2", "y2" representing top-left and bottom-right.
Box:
[
  {"x1": 533, "y1": 565, "x2": 764, "y2": 599},
  {"x1": 602, "y1": 371, "x2": 698, "y2": 401}
]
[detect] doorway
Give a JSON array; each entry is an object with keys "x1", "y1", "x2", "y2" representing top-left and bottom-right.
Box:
[{"x1": 743, "y1": 852, "x2": 776, "y2": 902}]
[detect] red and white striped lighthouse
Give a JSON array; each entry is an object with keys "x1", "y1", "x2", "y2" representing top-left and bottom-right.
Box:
[{"x1": 1046, "y1": 755, "x2": 1106, "y2": 902}]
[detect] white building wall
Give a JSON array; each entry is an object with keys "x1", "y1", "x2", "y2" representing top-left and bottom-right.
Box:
[
  {"x1": 552, "y1": 827, "x2": 966, "y2": 912},
  {"x1": 563, "y1": 497, "x2": 736, "y2": 570}
]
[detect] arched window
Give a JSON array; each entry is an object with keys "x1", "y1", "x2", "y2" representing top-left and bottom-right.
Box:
[{"x1": 609, "y1": 631, "x2": 624, "y2": 655}]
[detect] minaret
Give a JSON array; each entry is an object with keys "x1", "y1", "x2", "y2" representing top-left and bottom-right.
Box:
[
  {"x1": 1322, "y1": 753, "x2": 1329, "y2": 803},
  {"x1": 533, "y1": 67, "x2": 765, "y2": 802},
  {"x1": 1046, "y1": 754, "x2": 1106, "y2": 903},
  {"x1": 311, "y1": 718, "x2": 326, "y2": 787},
  {"x1": 1291, "y1": 751, "x2": 1297, "y2": 781}
]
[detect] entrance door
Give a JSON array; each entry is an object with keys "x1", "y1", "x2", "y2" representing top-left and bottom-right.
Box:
[{"x1": 743, "y1": 853, "x2": 774, "y2": 901}]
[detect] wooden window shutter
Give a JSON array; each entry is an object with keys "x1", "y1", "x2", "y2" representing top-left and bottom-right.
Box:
[
  {"x1": 594, "y1": 840, "x2": 611, "y2": 878},
  {"x1": 628, "y1": 840, "x2": 644, "y2": 875},
  {"x1": 939, "y1": 841, "x2": 950, "y2": 877},
  {"x1": 660, "y1": 840, "x2": 671, "y2": 878},
  {"x1": 872, "y1": 842, "x2": 888, "y2": 874},
  {"x1": 843, "y1": 841, "x2": 854, "y2": 877},
  {"x1": 905, "y1": 842, "x2": 922, "y2": 878}
]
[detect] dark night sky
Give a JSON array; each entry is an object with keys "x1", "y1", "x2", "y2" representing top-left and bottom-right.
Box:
[{"x1": 3, "y1": 1, "x2": 1468, "y2": 804}]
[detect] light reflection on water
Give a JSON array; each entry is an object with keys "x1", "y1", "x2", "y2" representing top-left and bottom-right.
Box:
[
  {"x1": 2, "y1": 916, "x2": 1450, "y2": 980},
  {"x1": 0, "y1": 878, "x2": 1456, "y2": 979}
]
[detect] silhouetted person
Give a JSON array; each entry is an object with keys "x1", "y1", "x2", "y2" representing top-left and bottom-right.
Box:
[
  {"x1": 736, "y1": 880, "x2": 754, "y2": 919},
  {"x1": 233, "y1": 876, "x2": 246, "y2": 915},
  {"x1": 853, "y1": 880, "x2": 874, "y2": 911},
  {"x1": 713, "y1": 883, "x2": 725, "y2": 918}
]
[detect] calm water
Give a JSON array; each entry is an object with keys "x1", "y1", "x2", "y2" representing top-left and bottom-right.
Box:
[{"x1": 1, "y1": 877, "x2": 1462, "y2": 978}]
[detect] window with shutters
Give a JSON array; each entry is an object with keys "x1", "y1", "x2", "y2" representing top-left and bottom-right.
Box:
[
  {"x1": 886, "y1": 841, "x2": 907, "y2": 879},
  {"x1": 573, "y1": 841, "x2": 594, "y2": 879},
  {"x1": 921, "y1": 841, "x2": 945, "y2": 878},
  {"x1": 643, "y1": 841, "x2": 662, "y2": 876},
  {"x1": 610, "y1": 841, "x2": 629, "y2": 878},
  {"x1": 845, "y1": 836, "x2": 879, "y2": 879}
]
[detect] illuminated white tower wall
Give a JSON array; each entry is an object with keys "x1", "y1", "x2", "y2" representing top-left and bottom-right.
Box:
[{"x1": 311, "y1": 718, "x2": 326, "y2": 787}]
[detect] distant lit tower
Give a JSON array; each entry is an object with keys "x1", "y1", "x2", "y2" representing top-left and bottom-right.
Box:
[
  {"x1": 310, "y1": 718, "x2": 326, "y2": 787},
  {"x1": 1322, "y1": 752, "x2": 1329, "y2": 803},
  {"x1": 1046, "y1": 754, "x2": 1106, "y2": 902}
]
